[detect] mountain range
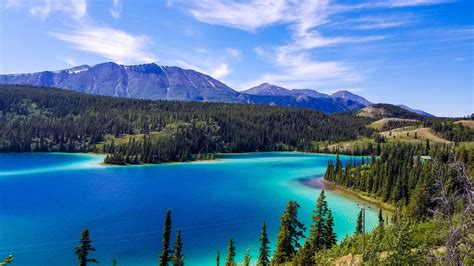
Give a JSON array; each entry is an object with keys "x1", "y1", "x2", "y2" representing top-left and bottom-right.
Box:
[{"x1": 0, "y1": 62, "x2": 431, "y2": 115}]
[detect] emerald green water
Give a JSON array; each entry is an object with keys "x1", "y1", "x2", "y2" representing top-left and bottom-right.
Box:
[{"x1": 0, "y1": 152, "x2": 379, "y2": 265}]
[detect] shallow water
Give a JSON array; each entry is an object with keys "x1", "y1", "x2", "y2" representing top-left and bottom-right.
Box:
[{"x1": 0, "y1": 152, "x2": 379, "y2": 265}]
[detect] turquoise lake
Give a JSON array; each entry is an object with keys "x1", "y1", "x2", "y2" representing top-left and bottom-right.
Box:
[{"x1": 0, "y1": 152, "x2": 380, "y2": 265}]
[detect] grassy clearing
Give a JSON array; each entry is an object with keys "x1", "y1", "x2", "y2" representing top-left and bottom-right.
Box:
[
  {"x1": 370, "y1": 118, "x2": 419, "y2": 131},
  {"x1": 380, "y1": 127, "x2": 451, "y2": 144},
  {"x1": 454, "y1": 120, "x2": 474, "y2": 129}
]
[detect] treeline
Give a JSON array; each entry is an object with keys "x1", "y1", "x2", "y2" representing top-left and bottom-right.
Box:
[
  {"x1": 0, "y1": 85, "x2": 373, "y2": 164},
  {"x1": 324, "y1": 143, "x2": 474, "y2": 220},
  {"x1": 382, "y1": 119, "x2": 419, "y2": 131},
  {"x1": 424, "y1": 120, "x2": 474, "y2": 142}
]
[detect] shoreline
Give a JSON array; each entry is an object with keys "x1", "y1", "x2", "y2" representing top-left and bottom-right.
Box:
[{"x1": 300, "y1": 176, "x2": 395, "y2": 213}]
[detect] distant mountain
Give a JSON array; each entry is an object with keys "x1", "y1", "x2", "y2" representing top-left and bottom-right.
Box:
[
  {"x1": 0, "y1": 62, "x2": 240, "y2": 102},
  {"x1": 398, "y1": 104, "x2": 434, "y2": 117},
  {"x1": 331, "y1": 90, "x2": 372, "y2": 107},
  {"x1": 0, "y1": 62, "x2": 430, "y2": 115},
  {"x1": 0, "y1": 63, "x2": 371, "y2": 113}
]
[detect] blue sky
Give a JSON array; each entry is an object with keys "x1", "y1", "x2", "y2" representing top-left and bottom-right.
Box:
[{"x1": 0, "y1": 0, "x2": 472, "y2": 116}]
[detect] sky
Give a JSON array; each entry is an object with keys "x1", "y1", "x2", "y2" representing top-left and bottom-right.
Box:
[{"x1": 0, "y1": 0, "x2": 472, "y2": 117}]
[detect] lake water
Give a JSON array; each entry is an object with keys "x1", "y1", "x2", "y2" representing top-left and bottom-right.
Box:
[{"x1": 0, "y1": 152, "x2": 379, "y2": 265}]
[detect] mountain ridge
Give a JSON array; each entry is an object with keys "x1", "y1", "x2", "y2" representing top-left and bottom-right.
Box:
[{"x1": 0, "y1": 62, "x2": 431, "y2": 115}]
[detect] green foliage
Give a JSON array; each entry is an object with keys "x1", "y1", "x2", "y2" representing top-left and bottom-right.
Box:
[
  {"x1": 243, "y1": 247, "x2": 251, "y2": 266},
  {"x1": 355, "y1": 210, "x2": 364, "y2": 235},
  {"x1": 272, "y1": 201, "x2": 306, "y2": 265},
  {"x1": 159, "y1": 210, "x2": 172, "y2": 266},
  {"x1": 0, "y1": 85, "x2": 374, "y2": 164},
  {"x1": 216, "y1": 251, "x2": 220, "y2": 266},
  {"x1": 75, "y1": 229, "x2": 99, "y2": 266},
  {"x1": 257, "y1": 222, "x2": 270, "y2": 266},
  {"x1": 0, "y1": 255, "x2": 14, "y2": 266},
  {"x1": 225, "y1": 239, "x2": 236, "y2": 266},
  {"x1": 172, "y1": 230, "x2": 184, "y2": 266},
  {"x1": 425, "y1": 120, "x2": 474, "y2": 142}
]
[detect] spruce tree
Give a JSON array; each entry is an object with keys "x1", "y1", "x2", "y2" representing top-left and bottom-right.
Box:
[
  {"x1": 325, "y1": 209, "x2": 337, "y2": 249},
  {"x1": 225, "y1": 239, "x2": 236, "y2": 266},
  {"x1": 355, "y1": 209, "x2": 364, "y2": 235},
  {"x1": 272, "y1": 201, "x2": 305, "y2": 265},
  {"x1": 257, "y1": 222, "x2": 270, "y2": 266},
  {"x1": 75, "y1": 229, "x2": 99, "y2": 266},
  {"x1": 243, "y1": 248, "x2": 251, "y2": 266},
  {"x1": 306, "y1": 190, "x2": 329, "y2": 252},
  {"x1": 378, "y1": 209, "x2": 384, "y2": 227},
  {"x1": 172, "y1": 229, "x2": 184, "y2": 266},
  {"x1": 159, "y1": 210, "x2": 172, "y2": 266}
]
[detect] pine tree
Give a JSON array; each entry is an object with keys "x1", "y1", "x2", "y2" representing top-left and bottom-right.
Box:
[
  {"x1": 243, "y1": 248, "x2": 251, "y2": 266},
  {"x1": 355, "y1": 209, "x2": 364, "y2": 235},
  {"x1": 378, "y1": 209, "x2": 384, "y2": 226},
  {"x1": 225, "y1": 239, "x2": 236, "y2": 266},
  {"x1": 216, "y1": 251, "x2": 220, "y2": 266},
  {"x1": 325, "y1": 209, "x2": 337, "y2": 249},
  {"x1": 75, "y1": 229, "x2": 99, "y2": 266},
  {"x1": 172, "y1": 229, "x2": 184, "y2": 266},
  {"x1": 159, "y1": 210, "x2": 172, "y2": 266},
  {"x1": 257, "y1": 222, "x2": 270, "y2": 266},
  {"x1": 306, "y1": 190, "x2": 329, "y2": 251},
  {"x1": 272, "y1": 201, "x2": 305, "y2": 265}
]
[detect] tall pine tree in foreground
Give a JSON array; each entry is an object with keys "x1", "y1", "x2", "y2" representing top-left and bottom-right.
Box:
[
  {"x1": 272, "y1": 201, "x2": 305, "y2": 265},
  {"x1": 172, "y1": 229, "x2": 184, "y2": 266},
  {"x1": 325, "y1": 209, "x2": 337, "y2": 249},
  {"x1": 296, "y1": 190, "x2": 336, "y2": 264},
  {"x1": 257, "y1": 222, "x2": 270, "y2": 266},
  {"x1": 225, "y1": 239, "x2": 236, "y2": 266},
  {"x1": 75, "y1": 229, "x2": 99, "y2": 266},
  {"x1": 159, "y1": 210, "x2": 172, "y2": 266},
  {"x1": 355, "y1": 209, "x2": 364, "y2": 235}
]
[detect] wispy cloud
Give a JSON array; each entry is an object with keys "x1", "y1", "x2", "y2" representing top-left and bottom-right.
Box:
[
  {"x1": 110, "y1": 0, "x2": 122, "y2": 19},
  {"x1": 29, "y1": 0, "x2": 87, "y2": 20},
  {"x1": 51, "y1": 25, "x2": 156, "y2": 64}
]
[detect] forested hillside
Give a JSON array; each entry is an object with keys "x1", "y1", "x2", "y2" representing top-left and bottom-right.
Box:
[{"x1": 0, "y1": 85, "x2": 373, "y2": 164}]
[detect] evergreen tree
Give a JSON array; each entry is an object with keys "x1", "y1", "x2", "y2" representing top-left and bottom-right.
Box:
[
  {"x1": 113, "y1": 257, "x2": 117, "y2": 266},
  {"x1": 272, "y1": 201, "x2": 306, "y2": 265},
  {"x1": 172, "y1": 230, "x2": 184, "y2": 266},
  {"x1": 216, "y1": 251, "x2": 220, "y2": 266},
  {"x1": 159, "y1": 210, "x2": 172, "y2": 266},
  {"x1": 378, "y1": 209, "x2": 384, "y2": 226},
  {"x1": 243, "y1": 248, "x2": 251, "y2": 266},
  {"x1": 355, "y1": 209, "x2": 364, "y2": 235},
  {"x1": 325, "y1": 209, "x2": 337, "y2": 249},
  {"x1": 225, "y1": 239, "x2": 236, "y2": 266},
  {"x1": 75, "y1": 229, "x2": 99, "y2": 266},
  {"x1": 388, "y1": 218, "x2": 418, "y2": 265},
  {"x1": 257, "y1": 222, "x2": 270, "y2": 266},
  {"x1": 306, "y1": 190, "x2": 329, "y2": 251}
]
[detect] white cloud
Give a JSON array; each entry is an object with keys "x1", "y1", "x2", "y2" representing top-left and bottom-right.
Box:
[
  {"x1": 110, "y1": 0, "x2": 121, "y2": 19},
  {"x1": 29, "y1": 0, "x2": 86, "y2": 20},
  {"x1": 51, "y1": 25, "x2": 156, "y2": 64},
  {"x1": 210, "y1": 63, "x2": 231, "y2": 79},
  {"x1": 225, "y1": 48, "x2": 241, "y2": 59},
  {"x1": 63, "y1": 57, "x2": 78, "y2": 66}
]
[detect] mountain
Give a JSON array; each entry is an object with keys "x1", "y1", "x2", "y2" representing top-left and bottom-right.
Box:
[
  {"x1": 0, "y1": 62, "x2": 241, "y2": 102},
  {"x1": 1, "y1": 62, "x2": 424, "y2": 115},
  {"x1": 331, "y1": 90, "x2": 372, "y2": 106},
  {"x1": 398, "y1": 104, "x2": 434, "y2": 117}
]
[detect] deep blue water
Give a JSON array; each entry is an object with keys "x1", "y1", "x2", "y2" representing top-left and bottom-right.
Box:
[{"x1": 0, "y1": 152, "x2": 379, "y2": 265}]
